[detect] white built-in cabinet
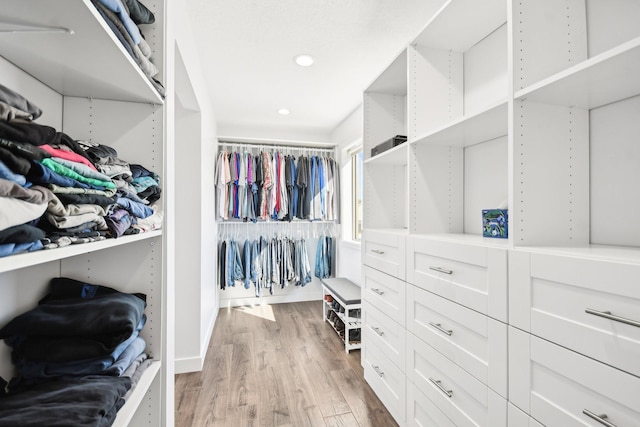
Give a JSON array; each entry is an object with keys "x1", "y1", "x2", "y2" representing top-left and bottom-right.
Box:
[
  {"x1": 362, "y1": 0, "x2": 640, "y2": 426},
  {"x1": 0, "y1": 0, "x2": 173, "y2": 425}
]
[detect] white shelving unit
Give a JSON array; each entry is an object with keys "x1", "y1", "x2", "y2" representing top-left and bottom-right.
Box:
[
  {"x1": 0, "y1": 0, "x2": 172, "y2": 425},
  {"x1": 362, "y1": 0, "x2": 640, "y2": 426}
]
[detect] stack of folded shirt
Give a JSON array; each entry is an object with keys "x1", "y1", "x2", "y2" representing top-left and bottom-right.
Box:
[
  {"x1": 90, "y1": 0, "x2": 165, "y2": 97},
  {"x1": 0, "y1": 277, "x2": 154, "y2": 426},
  {"x1": 0, "y1": 83, "x2": 163, "y2": 254}
]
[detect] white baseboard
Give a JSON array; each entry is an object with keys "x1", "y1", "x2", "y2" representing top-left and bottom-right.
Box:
[{"x1": 175, "y1": 356, "x2": 204, "y2": 374}]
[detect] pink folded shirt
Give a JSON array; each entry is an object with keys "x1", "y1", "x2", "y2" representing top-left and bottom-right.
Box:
[{"x1": 40, "y1": 144, "x2": 98, "y2": 171}]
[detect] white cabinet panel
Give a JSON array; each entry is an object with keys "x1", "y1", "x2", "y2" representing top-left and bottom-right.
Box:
[
  {"x1": 407, "y1": 381, "x2": 456, "y2": 427},
  {"x1": 510, "y1": 250, "x2": 640, "y2": 377},
  {"x1": 510, "y1": 333, "x2": 640, "y2": 427},
  {"x1": 407, "y1": 333, "x2": 507, "y2": 427},
  {"x1": 362, "y1": 230, "x2": 406, "y2": 280},
  {"x1": 407, "y1": 285, "x2": 507, "y2": 397},
  {"x1": 363, "y1": 299, "x2": 405, "y2": 372},
  {"x1": 407, "y1": 236, "x2": 507, "y2": 321},
  {"x1": 363, "y1": 339, "x2": 405, "y2": 425},
  {"x1": 507, "y1": 403, "x2": 544, "y2": 427},
  {"x1": 362, "y1": 265, "x2": 406, "y2": 326}
]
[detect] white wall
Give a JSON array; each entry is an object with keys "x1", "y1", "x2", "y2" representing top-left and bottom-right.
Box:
[
  {"x1": 331, "y1": 104, "x2": 364, "y2": 286},
  {"x1": 172, "y1": 5, "x2": 219, "y2": 374}
]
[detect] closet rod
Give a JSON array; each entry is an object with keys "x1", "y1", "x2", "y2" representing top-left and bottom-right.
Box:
[{"x1": 219, "y1": 141, "x2": 336, "y2": 153}]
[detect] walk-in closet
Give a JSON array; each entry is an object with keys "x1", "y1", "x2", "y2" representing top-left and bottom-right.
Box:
[{"x1": 1, "y1": 0, "x2": 639, "y2": 426}]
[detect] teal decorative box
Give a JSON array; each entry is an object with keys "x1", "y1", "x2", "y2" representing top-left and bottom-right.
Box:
[{"x1": 482, "y1": 209, "x2": 508, "y2": 238}]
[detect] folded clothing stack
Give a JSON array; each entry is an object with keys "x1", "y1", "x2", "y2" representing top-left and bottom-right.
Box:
[
  {"x1": 0, "y1": 83, "x2": 163, "y2": 258},
  {"x1": 0, "y1": 277, "x2": 155, "y2": 427}
]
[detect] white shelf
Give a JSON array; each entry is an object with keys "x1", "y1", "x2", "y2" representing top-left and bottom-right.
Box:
[
  {"x1": 112, "y1": 360, "x2": 161, "y2": 427},
  {"x1": 413, "y1": 0, "x2": 506, "y2": 51},
  {"x1": 411, "y1": 232, "x2": 510, "y2": 249},
  {"x1": 364, "y1": 143, "x2": 408, "y2": 165},
  {"x1": 0, "y1": 230, "x2": 162, "y2": 274},
  {"x1": 411, "y1": 99, "x2": 508, "y2": 147},
  {"x1": 365, "y1": 49, "x2": 407, "y2": 95},
  {"x1": 515, "y1": 37, "x2": 640, "y2": 109},
  {"x1": 0, "y1": 0, "x2": 163, "y2": 104},
  {"x1": 514, "y1": 244, "x2": 640, "y2": 264}
]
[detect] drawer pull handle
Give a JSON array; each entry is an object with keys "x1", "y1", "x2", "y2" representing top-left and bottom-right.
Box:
[
  {"x1": 429, "y1": 378, "x2": 453, "y2": 398},
  {"x1": 583, "y1": 409, "x2": 616, "y2": 427},
  {"x1": 585, "y1": 308, "x2": 640, "y2": 328},
  {"x1": 429, "y1": 266, "x2": 453, "y2": 275},
  {"x1": 429, "y1": 322, "x2": 453, "y2": 336},
  {"x1": 372, "y1": 365, "x2": 384, "y2": 377},
  {"x1": 372, "y1": 327, "x2": 384, "y2": 336},
  {"x1": 371, "y1": 288, "x2": 385, "y2": 296},
  {"x1": 371, "y1": 249, "x2": 385, "y2": 255}
]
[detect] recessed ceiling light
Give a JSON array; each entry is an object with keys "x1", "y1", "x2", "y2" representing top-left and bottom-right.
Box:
[
  {"x1": 294, "y1": 54, "x2": 315, "y2": 67},
  {"x1": 277, "y1": 108, "x2": 290, "y2": 115}
]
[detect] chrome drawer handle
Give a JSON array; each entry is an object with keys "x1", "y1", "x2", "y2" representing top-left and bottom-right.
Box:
[
  {"x1": 372, "y1": 327, "x2": 384, "y2": 336},
  {"x1": 371, "y1": 249, "x2": 385, "y2": 255},
  {"x1": 429, "y1": 266, "x2": 453, "y2": 275},
  {"x1": 585, "y1": 308, "x2": 640, "y2": 328},
  {"x1": 429, "y1": 322, "x2": 453, "y2": 336},
  {"x1": 429, "y1": 378, "x2": 453, "y2": 398},
  {"x1": 583, "y1": 409, "x2": 617, "y2": 427},
  {"x1": 371, "y1": 288, "x2": 385, "y2": 296},
  {"x1": 373, "y1": 365, "x2": 384, "y2": 377}
]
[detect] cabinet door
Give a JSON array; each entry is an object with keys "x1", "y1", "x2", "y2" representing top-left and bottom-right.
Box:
[
  {"x1": 363, "y1": 299, "x2": 406, "y2": 372},
  {"x1": 362, "y1": 265, "x2": 406, "y2": 326},
  {"x1": 407, "y1": 333, "x2": 507, "y2": 427},
  {"x1": 362, "y1": 230, "x2": 406, "y2": 280},
  {"x1": 510, "y1": 250, "x2": 640, "y2": 377},
  {"x1": 509, "y1": 329, "x2": 640, "y2": 427},
  {"x1": 406, "y1": 285, "x2": 507, "y2": 397},
  {"x1": 407, "y1": 236, "x2": 507, "y2": 321},
  {"x1": 363, "y1": 339, "x2": 406, "y2": 425}
]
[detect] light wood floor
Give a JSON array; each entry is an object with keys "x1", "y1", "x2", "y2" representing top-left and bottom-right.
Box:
[{"x1": 174, "y1": 301, "x2": 397, "y2": 427}]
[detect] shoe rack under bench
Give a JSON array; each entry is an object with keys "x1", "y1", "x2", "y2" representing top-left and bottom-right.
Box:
[{"x1": 321, "y1": 278, "x2": 362, "y2": 353}]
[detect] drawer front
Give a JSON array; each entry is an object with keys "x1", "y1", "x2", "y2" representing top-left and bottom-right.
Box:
[
  {"x1": 507, "y1": 403, "x2": 544, "y2": 427},
  {"x1": 407, "y1": 333, "x2": 507, "y2": 427},
  {"x1": 363, "y1": 265, "x2": 406, "y2": 326},
  {"x1": 510, "y1": 250, "x2": 640, "y2": 378},
  {"x1": 363, "y1": 299, "x2": 406, "y2": 372},
  {"x1": 363, "y1": 339, "x2": 405, "y2": 424},
  {"x1": 407, "y1": 381, "x2": 456, "y2": 427},
  {"x1": 362, "y1": 229, "x2": 406, "y2": 280},
  {"x1": 407, "y1": 285, "x2": 507, "y2": 397},
  {"x1": 510, "y1": 329, "x2": 640, "y2": 427},
  {"x1": 407, "y1": 236, "x2": 507, "y2": 321}
]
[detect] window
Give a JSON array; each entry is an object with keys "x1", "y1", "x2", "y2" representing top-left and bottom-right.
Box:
[{"x1": 352, "y1": 147, "x2": 363, "y2": 240}]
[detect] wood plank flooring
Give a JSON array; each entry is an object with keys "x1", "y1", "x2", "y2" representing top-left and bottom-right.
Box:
[{"x1": 174, "y1": 301, "x2": 398, "y2": 427}]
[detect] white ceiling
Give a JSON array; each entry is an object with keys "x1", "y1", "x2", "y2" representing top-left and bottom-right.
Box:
[{"x1": 184, "y1": 0, "x2": 446, "y2": 141}]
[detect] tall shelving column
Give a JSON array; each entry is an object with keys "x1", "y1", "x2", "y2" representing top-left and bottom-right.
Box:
[
  {"x1": 508, "y1": 1, "x2": 640, "y2": 426},
  {"x1": 0, "y1": 0, "x2": 172, "y2": 425}
]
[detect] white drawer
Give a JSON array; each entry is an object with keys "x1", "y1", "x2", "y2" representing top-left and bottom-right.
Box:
[
  {"x1": 407, "y1": 381, "x2": 456, "y2": 427},
  {"x1": 407, "y1": 333, "x2": 507, "y2": 427},
  {"x1": 407, "y1": 236, "x2": 507, "y2": 322},
  {"x1": 363, "y1": 339, "x2": 405, "y2": 425},
  {"x1": 509, "y1": 328, "x2": 640, "y2": 427},
  {"x1": 363, "y1": 299, "x2": 406, "y2": 373},
  {"x1": 510, "y1": 250, "x2": 640, "y2": 378},
  {"x1": 363, "y1": 265, "x2": 406, "y2": 326},
  {"x1": 507, "y1": 403, "x2": 544, "y2": 427},
  {"x1": 407, "y1": 285, "x2": 507, "y2": 398},
  {"x1": 362, "y1": 229, "x2": 406, "y2": 280}
]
